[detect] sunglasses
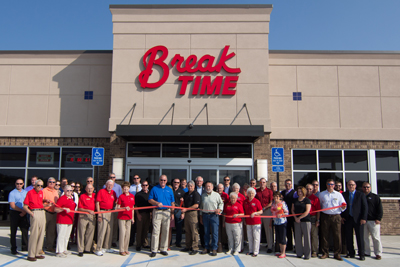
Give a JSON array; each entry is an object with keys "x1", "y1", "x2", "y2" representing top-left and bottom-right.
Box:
[
  {"x1": 363, "y1": 186, "x2": 370, "y2": 188},
  {"x1": 56, "y1": 184, "x2": 61, "y2": 186},
  {"x1": 110, "y1": 176, "x2": 116, "y2": 178},
  {"x1": 66, "y1": 190, "x2": 73, "y2": 192},
  {"x1": 142, "y1": 184, "x2": 149, "y2": 186},
  {"x1": 160, "y1": 179, "x2": 167, "y2": 182},
  {"x1": 327, "y1": 183, "x2": 335, "y2": 186},
  {"x1": 173, "y1": 181, "x2": 180, "y2": 184},
  {"x1": 36, "y1": 185, "x2": 43, "y2": 187},
  {"x1": 224, "y1": 179, "x2": 230, "y2": 181},
  {"x1": 16, "y1": 183, "x2": 24, "y2": 185},
  {"x1": 48, "y1": 181, "x2": 55, "y2": 183},
  {"x1": 133, "y1": 178, "x2": 140, "y2": 180}
]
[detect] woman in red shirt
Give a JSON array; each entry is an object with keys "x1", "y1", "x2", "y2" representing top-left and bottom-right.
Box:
[
  {"x1": 54, "y1": 185, "x2": 77, "y2": 257},
  {"x1": 116, "y1": 182, "x2": 135, "y2": 256},
  {"x1": 243, "y1": 187, "x2": 263, "y2": 257},
  {"x1": 223, "y1": 192, "x2": 244, "y2": 255}
]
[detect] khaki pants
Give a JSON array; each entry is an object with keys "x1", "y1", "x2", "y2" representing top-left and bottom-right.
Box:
[
  {"x1": 56, "y1": 224, "x2": 72, "y2": 253},
  {"x1": 320, "y1": 213, "x2": 341, "y2": 256},
  {"x1": 111, "y1": 212, "x2": 118, "y2": 244},
  {"x1": 294, "y1": 221, "x2": 311, "y2": 259},
  {"x1": 184, "y1": 211, "x2": 199, "y2": 250},
  {"x1": 225, "y1": 222, "x2": 242, "y2": 252},
  {"x1": 45, "y1": 211, "x2": 57, "y2": 249},
  {"x1": 151, "y1": 209, "x2": 170, "y2": 253},
  {"x1": 364, "y1": 220, "x2": 382, "y2": 256},
  {"x1": 28, "y1": 210, "x2": 46, "y2": 258},
  {"x1": 96, "y1": 212, "x2": 113, "y2": 251},
  {"x1": 261, "y1": 209, "x2": 273, "y2": 249},
  {"x1": 77, "y1": 214, "x2": 96, "y2": 253},
  {"x1": 136, "y1": 212, "x2": 151, "y2": 248},
  {"x1": 119, "y1": 219, "x2": 132, "y2": 253},
  {"x1": 310, "y1": 215, "x2": 319, "y2": 254}
]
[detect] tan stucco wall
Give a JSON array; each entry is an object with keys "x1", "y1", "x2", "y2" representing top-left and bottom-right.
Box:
[
  {"x1": 0, "y1": 52, "x2": 112, "y2": 137},
  {"x1": 108, "y1": 6, "x2": 272, "y2": 131},
  {"x1": 269, "y1": 52, "x2": 400, "y2": 140}
]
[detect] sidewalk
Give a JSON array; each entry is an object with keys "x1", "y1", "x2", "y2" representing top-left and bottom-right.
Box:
[{"x1": 0, "y1": 227, "x2": 399, "y2": 267}]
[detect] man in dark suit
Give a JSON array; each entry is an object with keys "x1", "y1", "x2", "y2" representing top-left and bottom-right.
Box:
[
  {"x1": 280, "y1": 179, "x2": 296, "y2": 251},
  {"x1": 195, "y1": 176, "x2": 205, "y2": 248},
  {"x1": 341, "y1": 180, "x2": 368, "y2": 261},
  {"x1": 223, "y1": 176, "x2": 233, "y2": 194}
]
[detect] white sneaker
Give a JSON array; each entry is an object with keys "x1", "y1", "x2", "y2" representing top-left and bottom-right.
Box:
[
  {"x1": 105, "y1": 249, "x2": 114, "y2": 253},
  {"x1": 226, "y1": 250, "x2": 232, "y2": 255},
  {"x1": 56, "y1": 253, "x2": 67, "y2": 258},
  {"x1": 94, "y1": 251, "x2": 103, "y2": 256},
  {"x1": 233, "y1": 251, "x2": 239, "y2": 256},
  {"x1": 63, "y1": 251, "x2": 71, "y2": 255}
]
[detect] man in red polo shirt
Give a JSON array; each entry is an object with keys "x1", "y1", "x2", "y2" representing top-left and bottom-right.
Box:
[
  {"x1": 23, "y1": 179, "x2": 47, "y2": 261},
  {"x1": 255, "y1": 177, "x2": 274, "y2": 253},
  {"x1": 95, "y1": 180, "x2": 117, "y2": 256},
  {"x1": 77, "y1": 184, "x2": 96, "y2": 256},
  {"x1": 306, "y1": 183, "x2": 321, "y2": 258}
]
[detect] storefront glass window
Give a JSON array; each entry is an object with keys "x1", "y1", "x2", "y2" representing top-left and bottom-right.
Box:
[
  {"x1": 27, "y1": 169, "x2": 59, "y2": 184},
  {"x1": 344, "y1": 172, "x2": 369, "y2": 191},
  {"x1": 219, "y1": 144, "x2": 252, "y2": 158},
  {"x1": 0, "y1": 147, "x2": 27, "y2": 167},
  {"x1": 319, "y1": 150, "x2": 342, "y2": 170},
  {"x1": 60, "y1": 169, "x2": 94, "y2": 185},
  {"x1": 377, "y1": 173, "x2": 400, "y2": 197},
  {"x1": 190, "y1": 144, "x2": 217, "y2": 158},
  {"x1": 344, "y1": 151, "x2": 368, "y2": 171},
  {"x1": 293, "y1": 150, "x2": 317, "y2": 170},
  {"x1": 62, "y1": 148, "x2": 92, "y2": 168},
  {"x1": 293, "y1": 172, "x2": 318, "y2": 190},
  {"x1": 162, "y1": 144, "x2": 189, "y2": 158},
  {"x1": 28, "y1": 148, "x2": 60, "y2": 168},
  {"x1": 127, "y1": 143, "x2": 161, "y2": 157},
  {"x1": 0, "y1": 169, "x2": 26, "y2": 202},
  {"x1": 375, "y1": 151, "x2": 399, "y2": 171}
]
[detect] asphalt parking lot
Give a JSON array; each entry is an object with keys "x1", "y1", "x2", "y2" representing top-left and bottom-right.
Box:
[{"x1": 0, "y1": 228, "x2": 399, "y2": 267}]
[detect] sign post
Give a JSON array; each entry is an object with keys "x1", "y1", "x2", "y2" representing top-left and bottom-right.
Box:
[
  {"x1": 92, "y1": 147, "x2": 104, "y2": 193},
  {"x1": 271, "y1": 147, "x2": 284, "y2": 192}
]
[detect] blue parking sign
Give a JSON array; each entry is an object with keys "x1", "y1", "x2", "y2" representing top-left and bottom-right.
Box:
[
  {"x1": 272, "y1": 147, "x2": 284, "y2": 166},
  {"x1": 92, "y1": 147, "x2": 104, "y2": 166}
]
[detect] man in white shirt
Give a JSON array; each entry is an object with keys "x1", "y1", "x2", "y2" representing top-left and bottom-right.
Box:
[
  {"x1": 319, "y1": 179, "x2": 347, "y2": 261},
  {"x1": 129, "y1": 174, "x2": 142, "y2": 196}
]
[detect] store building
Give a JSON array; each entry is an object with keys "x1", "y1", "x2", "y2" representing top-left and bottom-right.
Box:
[{"x1": 0, "y1": 5, "x2": 399, "y2": 233}]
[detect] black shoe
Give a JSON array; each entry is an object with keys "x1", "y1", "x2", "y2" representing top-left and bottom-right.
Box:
[
  {"x1": 112, "y1": 243, "x2": 118, "y2": 248},
  {"x1": 143, "y1": 245, "x2": 150, "y2": 249},
  {"x1": 150, "y1": 252, "x2": 156, "y2": 257},
  {"x1": 267, "y1": 249, "x2": 273, "y2": 253},
  {"x1": 176, "y1": 244, "x2": 182, "y2": 248},
  {"x1": 11, "y1": 250, "x2": 18, "y2": 255},
  {"x1": 360, "y1": 256, "x2": 365, "y2": 261},
  {"x1": 67, "y1": 243, "x2": 71, "y2": 250},
  {"x1": 189, "y1": 250, "x2": 198, "y2": 255},
  {"x1": 181, "y1": 248, "x2": 191, "y2": 252},
  {"x1": 160, "y1": 251, "x2": 168, "y2": 256},
  {"x1": 83, "y1": 250, "x2": 91, "y2": 254},
  {"x1": 136, "y1": 247, "x2": 141, "y2": 251},
  {"x1": 347, "y1": 254, "x2": 355, "y2": 258},
  {"x1": 78, "y1": 252, "x2": 83, "y2": 257}
]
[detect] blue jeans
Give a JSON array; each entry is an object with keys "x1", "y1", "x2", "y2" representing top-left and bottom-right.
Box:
[{"x1": 203, "y1": 213, "x2": 219, "y2": 250}]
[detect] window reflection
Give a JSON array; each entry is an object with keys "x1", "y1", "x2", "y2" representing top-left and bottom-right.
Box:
[
  {"x1": 376, "y1": 151, "x2": 399, "y2": 171},
  {"x1": 344, "y1": 151, "x2": 368, "y2": 171},
  {"x1": 319, "y1": 150, "x2": 342, "y2": 170},
  {"x1": 319, "y1": 173, "x2": 343, "y2": 192},
  {"x1": 377, "y1": 173, "x2": 400, "y2": 197},
  {"x1": 345, "y1": 173, "x2": 369, "y2": 191},
  {"x1": 0, "y1": 147, "x2": 27, "y2": 167},
  {"x1": 293, "y1": 150, "x2": 317, "y2": 170},
  {"x1": 293, "y1": 172, "x2": 317, "y2": 190}
]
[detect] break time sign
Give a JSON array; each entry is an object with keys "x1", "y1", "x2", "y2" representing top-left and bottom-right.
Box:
[{"x1": 138, "y1": 45, "x2": 241, "y2": 96}]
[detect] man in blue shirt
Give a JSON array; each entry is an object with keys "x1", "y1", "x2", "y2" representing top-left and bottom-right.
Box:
[
  {"x1": 148, "y1": 174, "x2": 175, "y2": 257},
  {"x1": 25, "y1": 176, "x2": 37, "y2": 192},
  {"x1": 8, "y1": 178, "x2": 29, "y2": 254}
]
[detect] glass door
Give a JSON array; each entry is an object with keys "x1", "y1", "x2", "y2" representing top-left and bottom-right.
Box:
[
  {"x1": 128, "y1": 166, "x2": 160, "y2": 185},
  {"x1": 160, "y1": 166, "x2": 188, "y2": 185},
  {"x1": 191, "y1": 167, "x2": 218, "y2": 185}
]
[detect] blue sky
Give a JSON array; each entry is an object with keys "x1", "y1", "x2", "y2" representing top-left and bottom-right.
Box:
[{"x1": 1, "y1": 0, "x2": 399, "y2": 51}]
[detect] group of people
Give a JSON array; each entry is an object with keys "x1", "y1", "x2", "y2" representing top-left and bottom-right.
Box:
[{"x1": 8, "y1": 173, "x2": 384, "y2": 262}]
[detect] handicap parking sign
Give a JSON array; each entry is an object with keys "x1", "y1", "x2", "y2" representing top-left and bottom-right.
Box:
[
  {"x1": 271, "y1": 147, "x2": 284, "y2": 166},
  {"x1": 92, "y1": 147, "x2": 104, "y2": 166}
]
